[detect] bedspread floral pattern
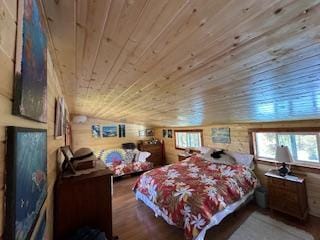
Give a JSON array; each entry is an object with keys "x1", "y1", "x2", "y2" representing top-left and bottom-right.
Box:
[
  {"x1": 133, "y1": 156, "x2": 257, "y2": 240},
  {"x1": 107, "y1": 161, "x2": 153, "y2": 177}
]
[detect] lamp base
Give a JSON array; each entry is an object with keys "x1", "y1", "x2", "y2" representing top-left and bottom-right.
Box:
[{"x1": 278, "y1": 162, "x2": 289, "y2": 177}]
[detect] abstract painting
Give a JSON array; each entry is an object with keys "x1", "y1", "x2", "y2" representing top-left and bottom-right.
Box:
[
  {"x1": 212, "y1": 128, "x2": 231, "y2": 143},
  {"x1": 102, "y1": 126, "x2": 117, "y2": 137},
  {"x1": 34, "y1": 211, "x2": 46, "y2": 240},
  {"x1": 13, "y1": 0, "x2": 47, "y2": 123},
  {"x1": 91, "y1": 125, "x2": 101, "y2": 138},
  {"x1": 5, "y1": 127, "x2": 47, "y2": 240}
]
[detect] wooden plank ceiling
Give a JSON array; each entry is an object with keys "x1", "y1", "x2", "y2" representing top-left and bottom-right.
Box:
[{"x1": 42, "y1": 0, "x2": 320, "y2": 126}]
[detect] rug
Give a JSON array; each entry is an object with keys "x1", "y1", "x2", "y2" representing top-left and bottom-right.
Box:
[{"x1": 228, "y1": 211, "x2": 314, "y2": 240}]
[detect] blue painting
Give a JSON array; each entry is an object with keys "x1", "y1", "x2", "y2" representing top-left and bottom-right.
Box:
[
  {"x1": 13, "y1": 0, "x2": 47, "y2": 123},
  {"x1": 212, "y1": 128, "x2": 231, "y2": 143},
  {"x1": 102, "y1": 126, "x2": 117, "y2": 137},
  {"x1": 34, "y1": 211, "x2": 46, "y2": 240},
  {"x1": 5, "y1": 127, "x2": 47, "y2": 240}
]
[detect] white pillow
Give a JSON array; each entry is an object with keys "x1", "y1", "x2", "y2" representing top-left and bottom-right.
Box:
[
  {"x1": 198, "y1": 146, "x2": 213, "y2": 154},
  {"x1": 202, "y1": 147, "x2": 215, "y2": 161},
  {"x1": 210, "y1": 154, "x2": 236, "y2": 165},
  {"x1": 135, "y1": 151, "x2": 151, "y2": 162},
  {"x1": 226, "y1": 151, "x2": 254, "y2": 169}
]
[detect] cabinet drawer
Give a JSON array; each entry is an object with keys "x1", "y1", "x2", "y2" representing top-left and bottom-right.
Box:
[{"x1": 268, "y1": 177, "x2": 297, "y2": 192}]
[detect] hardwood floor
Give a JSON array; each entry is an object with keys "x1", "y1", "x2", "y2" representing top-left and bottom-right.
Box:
[{"x1": 112, "y1": 175, "x2": 320, "y2": 240}]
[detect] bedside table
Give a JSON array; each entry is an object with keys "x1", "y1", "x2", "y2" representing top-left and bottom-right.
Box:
[
  {"x1": 178, "y1": 153, "x2": 192, "y2": 161},
  {"x1": 265, "y1": 170, "x2": 308, "y2": 220}
]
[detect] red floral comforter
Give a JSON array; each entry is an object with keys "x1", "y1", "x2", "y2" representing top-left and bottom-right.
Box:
[
  {"x1": 107, "y1": 161, "x2": 153, "y2": 177},
  {"x1": 133, "y1": 156, "x2": 257, "y2": 240}
]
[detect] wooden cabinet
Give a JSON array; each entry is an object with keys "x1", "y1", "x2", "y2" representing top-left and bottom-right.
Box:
[
  {"x1": 265, "y1": 170, "x2": 308, "y2": 220},
  {"x1": 138, "y1": 142, "x2": 164, "y2": 166},
  {"x1": 54, "y1": 167, "x2": 113, "y2": 240}
]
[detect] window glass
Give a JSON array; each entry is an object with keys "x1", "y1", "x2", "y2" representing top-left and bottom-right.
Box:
[
  {"x1": 254, "y1": 132, "x2": 320, "y2": 164},
  {"x1": 175, "y1": 131, "x2": 202, "y2": 149}
]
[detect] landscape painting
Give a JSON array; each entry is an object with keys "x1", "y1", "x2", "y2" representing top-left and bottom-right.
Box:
[
  {"x1": 6, "y1": 127, "x2": 47, "y2": 240},
  {"x1": 102, "y1": 126, "x2": 117, "y2": 137},
  {"x1": 13, "y1": 0, "x2": 47, "y2": 123},
  {"x1": 212, "y1": 128, "x2": 231, "y2": 143}
]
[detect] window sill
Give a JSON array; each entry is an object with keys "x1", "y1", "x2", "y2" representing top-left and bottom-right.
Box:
[{"x1": 254, "y1": 158, "x2": 320, "y2": 174}]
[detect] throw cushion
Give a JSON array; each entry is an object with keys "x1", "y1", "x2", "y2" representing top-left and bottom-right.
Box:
[{"x1": 101, "y1": 149, "x2": 126, "y2": 165}]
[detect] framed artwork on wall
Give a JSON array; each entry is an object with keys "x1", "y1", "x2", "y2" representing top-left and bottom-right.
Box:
[
  {"x1": 119, "y1": 124, "x2": 126, "y2": 138},
  {"x1": 163, "y1": 129, "x2": 167, "y2": 138},
  {"x1": 13, "y1": 0, "x2": 47, "y2": 123},
  {"x1": 91, "y1": 125, "x2": 101, "y2": 138},
  {"x1": 146, "y1": 129, "x2": 154, "y2": 137},
  {"x1": 33, "y1": 211, "x2": 47, "y2": 240},
  {"x1": 138, "y1": 130, "x2": 145, "y2": 137},
  {"x1": 167, "y1": 129, "x2": 173, "y2": 138},
  {"x1": 212, "y1": 128, "x2": 231, "y2": 143},
  {"x1": 102, "y1": 126, "x2": 117, "y2": 137},
  {"x1": 54, "y1": 97, "x2": 66, "y2": 139},
  {"x1": 5, "y1": 127, "x2": 47, "y2": 240}
]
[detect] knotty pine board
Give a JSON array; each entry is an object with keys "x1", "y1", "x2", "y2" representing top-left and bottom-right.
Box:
[
  {"x1": 155, "y1": 119, "x2": 320, "y2": 217},
  {"x1": 71, "y1": 118, "x2": 151, "y2": 151},
  {"x1": 0, "y1": 0, "x2": 67, "y2": 238}
]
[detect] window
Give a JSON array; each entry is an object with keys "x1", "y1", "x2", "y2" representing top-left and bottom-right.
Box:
[
  {"x1": 249, "y1": 128, "x2": 320, "y2": 165},
  {"x1": 175, "y1": 130, "x2": 203, "y2": 149}
]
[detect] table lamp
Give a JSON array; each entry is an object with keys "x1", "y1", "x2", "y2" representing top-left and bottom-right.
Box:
[{"x1": 276, "y1": 145, "x2": 292, "y2": 176}]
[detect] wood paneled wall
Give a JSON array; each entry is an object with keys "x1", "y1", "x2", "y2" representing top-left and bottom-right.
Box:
[
  {"x1": 71, "y1": 118, "x2": 151, "y2": 151},
  {"x1": 0, "y1": 0, "x2": 66, "y2": 238},
  {"x1": 155, "y1": 120, "x2": 320, "y2": 217}
]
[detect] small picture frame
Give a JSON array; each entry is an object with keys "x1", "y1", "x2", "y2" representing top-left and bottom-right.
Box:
[
  {"x1": 146, "y1": 129, "x2": 154, "y2": 137},
  {"x1": 163, "y1": 129, "x2": 167, "y2": 138},
  {"x1": 102, "y1": 126, "x2": 117, "y2": 137},
  {"x1": 139, "y1": 130, "x2": 145, "y2": 137},
  {"x1": 167, "y1": 129, "x2": 173, "y2": 138}
]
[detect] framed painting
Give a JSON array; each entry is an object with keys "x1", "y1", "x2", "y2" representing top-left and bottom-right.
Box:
[
  {"x1": 13, "y1": 0, "x2": 47, "y2": 123},
  {"x1": 33, "y1": 211, "x2": 46, "y2": 240},
  {"x1": 102, "y1": 126, "x2": 117, "y2": 137},
  {"x1": 162, "y1": 129, "x2": 167, "y2": 138},
  {"x1": 212, "y1": 128, "x2": 231, "y2": 143},
  {"x1": 54, "y1": 97, "x2": 65, "y2": 139},
  {"x1": 5, "y1": 127, "x2": 47, "y2": 240},
  {"x1": 167, "y1": 129, "x2": 173, "y2": 138},
  {"x1": 146, "y1": 129, "x2": 154, "y2": 137},
  {"x1": 119, "y1": 124, "x2": 126, "y2": 138},
  {"x1": 138, "y1": 130, "x2": 145, "y2": 137},
  {"x1": 91, "y1": 125, "x2": 101, "y2": 138}
]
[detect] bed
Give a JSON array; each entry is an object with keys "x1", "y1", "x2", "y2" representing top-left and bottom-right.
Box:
[{"x1": 132, "y1": 155, "x2": 258, "y2": 240}]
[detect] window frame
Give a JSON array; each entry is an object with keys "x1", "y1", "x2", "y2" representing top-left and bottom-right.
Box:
[
  {"x1": 248, "y1": 127, "x2": 320, "y2": 166},
  {"x1": 174, "y1": 129, "x2": 203, "y2": 150}
]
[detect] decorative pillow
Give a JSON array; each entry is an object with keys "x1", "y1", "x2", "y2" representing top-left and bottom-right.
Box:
[
  {"x1": 136, "y1": 151, "x2": 151, "y2": 162},
  {"x1": 101, "y1": 149, "x2": 126, "y2": 165},
  {"x1": 226, "y1": 151, "x2": 254, "y2": 169},
  {"x1": 124, "y1": 149, "x2": 136, "y2": 163}
]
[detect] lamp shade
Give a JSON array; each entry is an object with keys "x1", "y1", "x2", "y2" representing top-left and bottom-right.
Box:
[{"x1": 275, "y1": 145, "x2": 293, "y2": 163}]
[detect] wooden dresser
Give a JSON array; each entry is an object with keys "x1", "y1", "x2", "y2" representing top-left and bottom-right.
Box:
[
  {"x1": 54, "y1": 166, "x2": 113, "y2": 240},
  {"x1": 265, "y1": 170, "x2": 308, "y2": 220},
  {"x1": 138, "y1": 142, "x2": 164, "y2": 166}
]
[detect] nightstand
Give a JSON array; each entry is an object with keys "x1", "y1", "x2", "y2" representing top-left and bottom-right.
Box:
[
  {"x1": 178, "y1": 153, "x2": 192, "y2": 161},
  {"x1": 265, "y1": 170, "x2": 308, "y2": 220}
]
